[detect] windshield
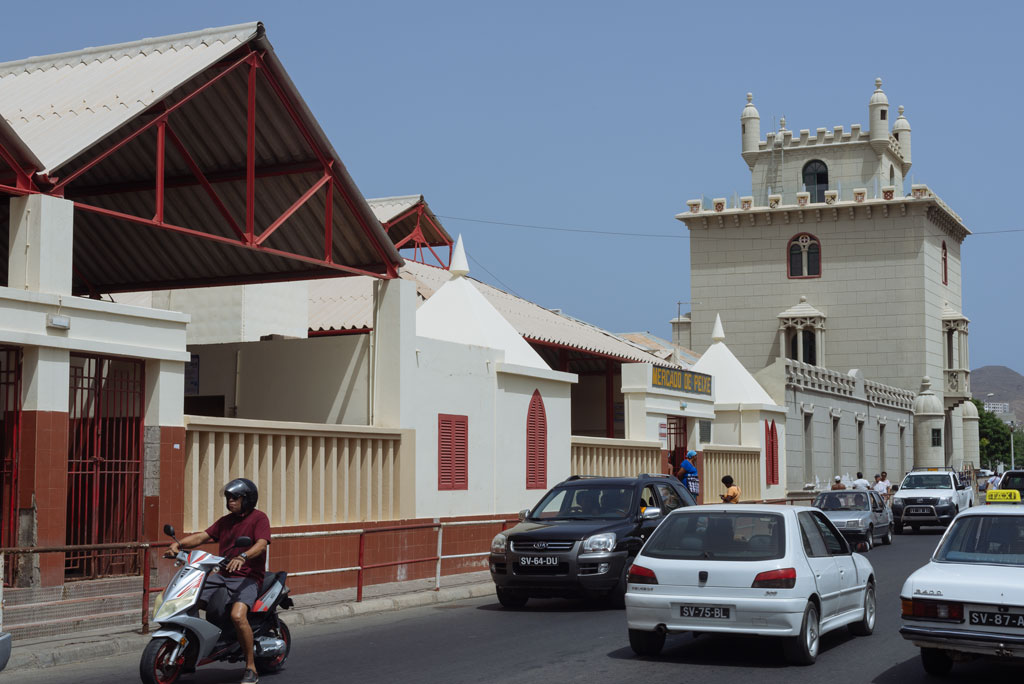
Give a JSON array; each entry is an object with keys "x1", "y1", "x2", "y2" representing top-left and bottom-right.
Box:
[
  {"x1": 935, "y1": 515, "x2": 1024, "y2": 566},
  {"x1": 530, "y1": 485, "x2": 634, "y2": 520},
  {"x1": 901, "y1": 474, "x2": 952, "y2": 490},
  {"x1": 642, "y1": 511, "x2": 785, "y2": 561},
  {"x1": 814, "y1": 492, "x2": 870, "y2": 511},
  {"x1": 1000, "y1": 474, "x2": 1024, "y2": 491}
]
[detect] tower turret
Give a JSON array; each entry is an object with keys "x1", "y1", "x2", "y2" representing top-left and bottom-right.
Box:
[
  {"x1": 868, "y1": 77, "x2": 890, "y2": 154},
  {"x1": 741, "y1": 92, "x2": 760, "y2": 170},
  {"x1": 893, "y1": 104, "x2": 911, "y2": 169}
]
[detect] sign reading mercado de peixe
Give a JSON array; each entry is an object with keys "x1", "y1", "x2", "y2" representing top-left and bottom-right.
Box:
[{"x1": 651, "y1": 366, "x2": 712, "y2": 395}]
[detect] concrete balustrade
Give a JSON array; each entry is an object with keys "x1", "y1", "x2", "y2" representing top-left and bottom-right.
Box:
[{"x1": 570, "y1": 436, "x2": 661, "y2": 478}]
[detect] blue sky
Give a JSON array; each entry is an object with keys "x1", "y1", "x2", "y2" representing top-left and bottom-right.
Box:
[{"x1": 4, "y1": 1, "x2": 1022, "y2": 373}]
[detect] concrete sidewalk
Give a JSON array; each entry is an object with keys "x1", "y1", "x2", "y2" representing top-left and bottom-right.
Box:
[{"x1": 6, "y1": 571, "x2": 495, "y2": 673}]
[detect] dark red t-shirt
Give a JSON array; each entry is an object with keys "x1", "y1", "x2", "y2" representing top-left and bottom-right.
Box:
[{"x1": 205, "y1": 509, "x2": 272, "y2": 583}]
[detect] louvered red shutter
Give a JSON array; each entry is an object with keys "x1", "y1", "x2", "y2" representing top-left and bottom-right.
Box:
[
  {"x1": 438, "y1": 414, "x2": 468, "y2": 490},
  {"x1": 526, "y1": 391, "x2": 547, "y2": 489},
  {"x1": 770, "y1": 420, "x2": 779, "y2": 485},
  {"x1": 765, "y1": 420, "x2": 772, "y2": 484}
]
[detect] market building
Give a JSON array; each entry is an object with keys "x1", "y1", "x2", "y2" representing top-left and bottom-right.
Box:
[{"x1": 676, "y1": 80, "x2": 979, "y2": 493}]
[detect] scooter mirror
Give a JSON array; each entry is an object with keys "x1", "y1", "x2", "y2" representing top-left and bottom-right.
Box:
[
  {"x1": 235, "y1": 536, "x2": 253, "y2": 549},
  {"x1": 163, "y1": 524, "x2": 176, "y2": 537}
]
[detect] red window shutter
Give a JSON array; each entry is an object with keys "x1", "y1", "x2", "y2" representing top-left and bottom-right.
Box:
[
  {"x1": 526, "y1": 391, "x2": 547, "y2": 489},
  {"x1": 770, "y1": 420, "x2": 779, "y2": 485},
  {"x1": 765, "y1": 420, "x2": 772, "y2": 484},
  {"x1": 438, "y1": 414, "x2": 468, "y2": 490}
]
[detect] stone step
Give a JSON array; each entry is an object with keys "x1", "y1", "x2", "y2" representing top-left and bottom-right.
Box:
[
  {"x1": 5, "y1": 592, "x2": 142, "y2": 627},
  {"x1": 5, "y1": 576, "x2": 143, "y2": 607},
  {"x1": 7, "y1": 609, "x2": 140, "y2": 641}
]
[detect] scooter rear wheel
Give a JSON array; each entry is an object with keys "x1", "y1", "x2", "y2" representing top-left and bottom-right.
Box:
[
  {"x1": 140, "y1": 637, "x2": 183, "y2": 684},
  {"x1": 255, "y1": 620, "x2": 291, "y2": 674}
]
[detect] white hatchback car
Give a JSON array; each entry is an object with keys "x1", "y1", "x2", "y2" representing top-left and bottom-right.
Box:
[
  {"x1": 625, "y1": 504, "x2": 876, "y2": 664},
  {"x1": 899, "y1": 493, "x2": 1024, "y2": 675}
]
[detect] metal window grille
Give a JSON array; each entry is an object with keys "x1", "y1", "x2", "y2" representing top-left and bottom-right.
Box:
[
  {"x1": 66, "y1": 354, "x2": 145, "y2": 580},
  {"x1": 699, "y1": 420, "x2": 712, "y2": 444},
  {"x1": 931, "y1": 428, "x2": 942, "y2": 448},
  {"x1": 0, "y1": 347, "x2": 22, "y2": 570}
]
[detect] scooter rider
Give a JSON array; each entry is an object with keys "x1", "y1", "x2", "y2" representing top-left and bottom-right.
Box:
[{"x1": 165, "y1": 478, "x2": 271, "y2": 684}]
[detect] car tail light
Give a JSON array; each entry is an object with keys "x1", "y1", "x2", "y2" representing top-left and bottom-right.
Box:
[
  {"x1": 902, "y1": 598, "x2": 964, "y2": 622},
  {"x1": 751, "y1": 568, "x2": 796, "y2": 589},
  {"x1": 627, "y1": 564, "x2": 658, "y2": 585}
]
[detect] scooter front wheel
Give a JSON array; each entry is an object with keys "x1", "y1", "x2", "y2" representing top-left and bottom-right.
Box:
[
  {"x1": 256, "y1": 620, "x2": 291, "y2": 674},
  {"x1": 140, "y1": 637, "x2": 184, "y2": 684}
]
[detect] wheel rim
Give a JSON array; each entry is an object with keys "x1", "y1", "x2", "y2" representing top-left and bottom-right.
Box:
[
  {"x1": 866, "y1": 528, "x2": 873, "y2": 548},
  {"x1": 270, "y1": 625, "x2": 290, "y2": 667},
  {"x1": 806, "y1": 607, "x2": 819, "y2": 657},
  {"x1": 865, "y1": 586, "x2": 876, "y2": 629},
  {"x1": 152, "y1": 640, "x2": 183, "y2": 684}
]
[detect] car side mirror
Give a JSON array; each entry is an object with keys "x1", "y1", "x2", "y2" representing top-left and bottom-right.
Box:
[
  {"x1": 234, "y1": 536, "x2": 253, "y2": 549},
  {"x1": 854, "y1": 541, "x2": 869, "y2": 553},
  {"x1": 163, "y1": 524, "x2": 176, "y2": 538},
  {"x1": 642, "y1": 507, "x2": 662, "y2": 520},
  {"x1": 518, "y1": 508, "x2": 531, "y2": 522}
]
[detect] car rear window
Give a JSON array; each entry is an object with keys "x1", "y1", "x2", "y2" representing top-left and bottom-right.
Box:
[
  {"x1": 814, "y1": 492, "x2": 870, "y2": 511},
  {"x1": 530, "y1": 485, "x2": 634, "y2": 520},
  {"x1": 642, "y1": 511, "x2": 785, "y2": 561},
  {"x1": 1001, "y1": 474, "x2": 1024, "y2": 491},
  {"x1": 935, "y1": 515, "x2": 1024, "y2": 566},
  {"x1": 901, "y1": 474, "x2": 952, "y2": 490}
]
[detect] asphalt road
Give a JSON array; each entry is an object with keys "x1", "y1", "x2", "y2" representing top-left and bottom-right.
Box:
[{"x1": 10, "y1": 528, "x2": 1023, "y2": 684}]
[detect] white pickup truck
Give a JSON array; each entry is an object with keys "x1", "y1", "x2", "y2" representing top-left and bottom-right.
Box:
[{"x1": 892, "y1": 468, "x2": 973, "y2": 534}]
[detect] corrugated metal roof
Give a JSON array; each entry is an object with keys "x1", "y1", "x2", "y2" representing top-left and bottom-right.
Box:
[
  {"x1": 0, "y1": 23, "x2": 259, "y2": 174},
  {"x1": 0, "y1": 22, "x2": 402, "y2": 294},
  {"x1": 618, "y1": 332, "x2": 701, "y2": 366},
  {"x1": 367, "y1": 195, "x2": 452, "y2": 248},
  {"x1": 309, "y1": 261, "x2": 676, "y2": 367}
]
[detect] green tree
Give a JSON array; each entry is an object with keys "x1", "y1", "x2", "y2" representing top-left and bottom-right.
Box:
[{"x1": 974, "y1": 399, "x2": 1011, "y2": 469}]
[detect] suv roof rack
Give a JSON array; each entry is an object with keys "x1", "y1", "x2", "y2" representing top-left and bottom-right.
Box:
[
  {"x1": 639, "y1": 473, "x2": 674, "y2": 479},
  {"x1": 565, "y1": 474, "x2": 601, "y2": 480}
]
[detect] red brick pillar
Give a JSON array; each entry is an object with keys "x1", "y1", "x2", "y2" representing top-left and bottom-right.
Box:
[{"x1": 18, "y1": 410, "x2": 68, "y2": 586}]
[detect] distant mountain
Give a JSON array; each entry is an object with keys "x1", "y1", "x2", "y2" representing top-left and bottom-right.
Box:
[{"x1": 972, "y1": 366, "x2": 1024, "y2": 419}]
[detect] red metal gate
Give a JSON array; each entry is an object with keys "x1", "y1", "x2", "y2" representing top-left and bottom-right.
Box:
[
  {"x1": 66, "y1": 354, "x2": 145, "y2": 579},
  {"x1": 0, "y1": 347, "x2": 22, "y2": 554}
]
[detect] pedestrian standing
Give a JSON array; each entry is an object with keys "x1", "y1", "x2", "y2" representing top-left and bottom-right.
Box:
[
  {"x1": 720, "y1": 475, "x2": 741, "y2": 503},
  {"x1": 831, "y1": 476, "x2": 846, "y2": 490},
  {"x1": 677, "y1": 450, "x2": 700, "y2": 497},
  {"x1": 873, "y1": 474, "x2": 888, "y2": 502},
  {"x1": 852, "y1": 472, "x2": 870, "y2": 490}
]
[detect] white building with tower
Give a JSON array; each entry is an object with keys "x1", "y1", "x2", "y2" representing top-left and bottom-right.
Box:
[{"x1": 676, "y1": 79, "x2": 980, "y2": 492}]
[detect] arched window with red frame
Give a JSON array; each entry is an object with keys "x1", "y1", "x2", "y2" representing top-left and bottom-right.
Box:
[
  {"x1": 765, "y1": 419, "x2": 779, "y2": 485},
  {"x1": 787, "y1": 233, "x2": 821, "y2": 279},
  {"x1": 941, "y1": 241, "x2": 948, "y2": 285},
  {"x1": 526, "y1": 390, "x2": 547, "y2": 489}
]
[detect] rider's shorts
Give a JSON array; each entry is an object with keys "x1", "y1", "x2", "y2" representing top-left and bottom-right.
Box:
[{"x1": 200, "y1": 574, "x2": 260, "y2": 608}]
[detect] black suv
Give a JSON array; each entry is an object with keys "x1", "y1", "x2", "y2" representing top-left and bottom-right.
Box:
[{"x1": 489, "y1": 473, "x2": 696, "y2": 608}]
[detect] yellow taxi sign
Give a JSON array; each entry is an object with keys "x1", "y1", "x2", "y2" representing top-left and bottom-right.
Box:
[{"x1": 986, "y1": 489, "x2": 1021, "y2": 504}]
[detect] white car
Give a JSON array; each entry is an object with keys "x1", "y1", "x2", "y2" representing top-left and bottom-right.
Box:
[
  {"x1": 899, "y1": 493, "x2": 1024, "y2": 675},
  {"x1": 892, "y1": 468, "x2": 973, "y2": 533},
  {"x1": 625, "y1": 504, "x2": 876, "y2": 664}
]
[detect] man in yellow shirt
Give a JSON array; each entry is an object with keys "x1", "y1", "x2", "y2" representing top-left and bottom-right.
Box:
[{"x1": 720, "y1": 475, "x2": 741, "y2": 503}]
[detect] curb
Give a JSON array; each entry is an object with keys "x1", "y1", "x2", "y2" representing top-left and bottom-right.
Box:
[{"x1": 6, "y1": 581, "x2": 496, "y2": 673}]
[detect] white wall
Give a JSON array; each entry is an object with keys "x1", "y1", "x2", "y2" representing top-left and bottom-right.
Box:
[{"x1": 188, "y1": 335, "x2": 370, "y2": 424}]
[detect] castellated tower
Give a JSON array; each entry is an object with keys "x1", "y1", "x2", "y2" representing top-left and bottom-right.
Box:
[{"x1": 678, "y1": 79, "x2": 977, "y2": 485}]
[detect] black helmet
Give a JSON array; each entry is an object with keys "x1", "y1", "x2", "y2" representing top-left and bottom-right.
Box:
[{"x1": 223, "y1": 478, "x2": 258, "y2": 513}]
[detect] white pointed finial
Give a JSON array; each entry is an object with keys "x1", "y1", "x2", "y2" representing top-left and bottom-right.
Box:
[
  {"x1": 712, "y1": 313, "x2": 725, "y2": 343},
  {"x1": 449, "y1": 234, "x2": 469, "y2": 278},
  {"x1": 875, "y1": 77, "x2": 883, "y2": 90},
  {"x1": 746, "y1": 92, "x2": 753, "y2": 104}
]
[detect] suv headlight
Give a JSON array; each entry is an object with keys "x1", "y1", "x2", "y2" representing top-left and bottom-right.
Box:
[
  {"x1": 938, "y1": 496, "x2": 954, "y2": 506},
  {"x1": 490, "y1": 533, "x2": 507, "y2": 554},
  {"x1": 582, "y1": 532, "x2": 616, "y2": 554}
]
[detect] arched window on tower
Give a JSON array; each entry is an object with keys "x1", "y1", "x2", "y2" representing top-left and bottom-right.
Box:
[
  {"x1": 802, "y1": 160, "x2": 828, "y2": 203},
  {"x1": 941, "y1": 242, "x2": 948, "y2": 285},
  {"x1": 526, "y1": 390, "x2": 547, "y2": 489},
  {"x1": 787, "y1": 233, "x2": 821, "y2": 279}
]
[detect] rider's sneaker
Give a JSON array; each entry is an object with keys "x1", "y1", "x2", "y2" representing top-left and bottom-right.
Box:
[{"x1": 241, "y1": 668, "x2": 260, "y2": 683}]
